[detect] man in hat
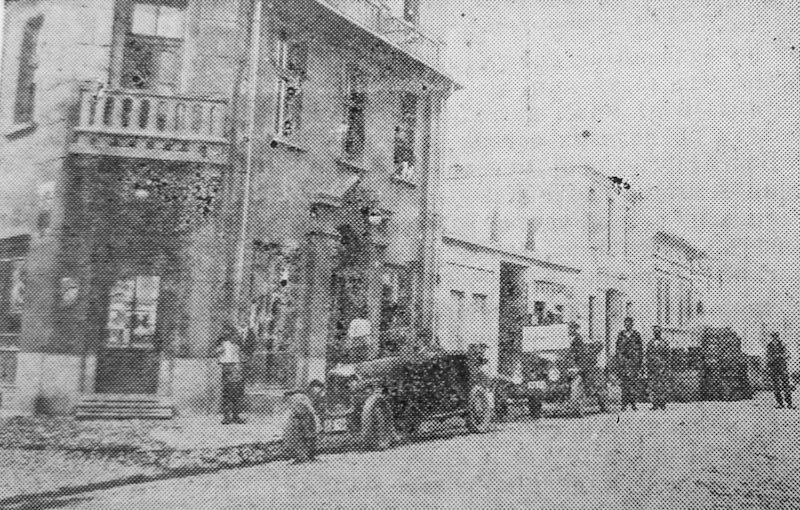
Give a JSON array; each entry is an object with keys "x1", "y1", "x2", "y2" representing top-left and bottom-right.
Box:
[
  {"x1": 646, "y1": 325, "x2": 670, "y2": 411},
  {"x1": 766, "y1": 332, "x2": 794, "y2": 409},
  {"x1": 616, "y1": 317, "x2": 644, "y2": 411}
]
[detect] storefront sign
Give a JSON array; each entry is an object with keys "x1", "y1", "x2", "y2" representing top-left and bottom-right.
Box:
[{"x1": 522, "y1": 323, "x2": 569, "y2": 352}]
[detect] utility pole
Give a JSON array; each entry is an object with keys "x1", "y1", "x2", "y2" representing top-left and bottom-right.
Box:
[{"x1": 231, "y1": 0, "x2": 263, "y2": 323}]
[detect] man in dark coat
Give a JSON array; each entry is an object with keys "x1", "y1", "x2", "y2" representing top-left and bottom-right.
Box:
[
  {"x1": 766, "y1": 332, "x2": 794, "y2": 409},
  {"x1": 570, "y1": 322, "x2": 606, "y2": 412},
  {"x1": 646, "y1": 325, "x2": 670, "y2": 411},
  {"x1": 616, "y1": 317, "x2": 643, "y2": 411}
]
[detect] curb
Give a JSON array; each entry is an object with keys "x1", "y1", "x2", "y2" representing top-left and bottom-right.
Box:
[{"x1": 0, "y1": 437, "x2": 349, "y2": 510}]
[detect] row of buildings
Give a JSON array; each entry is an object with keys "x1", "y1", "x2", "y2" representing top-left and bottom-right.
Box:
[
  {"x1": 0, "y1": 0, "x2": 742, "y2": 418},
  {"x1": 437, "y1": 164, "x2": 717, "y2": 377}
]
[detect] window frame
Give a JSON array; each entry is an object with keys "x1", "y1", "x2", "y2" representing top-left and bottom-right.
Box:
[
  {"x1": 393, "y1": 91, "x2": 419, "y2": 179},
  {"x1": 13, "y1": 15, "x2": 44, "y2": 126},
  {"x1": 341, "y1": 67, "x2": 368, "y2": 160},
  {"x1": 114, "y1": 0, "x2": 186, "y2": 93},
  {"x1": 273, "y1": 33, "x2": 307, "y2": 140}
]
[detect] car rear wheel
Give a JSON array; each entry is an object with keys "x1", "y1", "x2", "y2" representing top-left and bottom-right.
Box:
[
  {"x1": 466, "y1": 385, "x2": 493, "y2": 433},
  {"x1": 361, "y1": 393, "x2": 395, "y2": 451}
]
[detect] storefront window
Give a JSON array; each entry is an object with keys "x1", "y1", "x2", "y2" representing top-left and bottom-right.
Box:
[{"x1": 106, "y1": 276, "x2": 160, "y2": 348}]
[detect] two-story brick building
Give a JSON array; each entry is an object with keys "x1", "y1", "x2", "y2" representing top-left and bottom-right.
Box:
[{"x1": 0, "y1": 0, "x2": 456, "y2": 417}]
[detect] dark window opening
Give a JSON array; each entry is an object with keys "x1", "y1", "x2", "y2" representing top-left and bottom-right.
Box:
[
  {"x1": 394, "y1": 92, "x2": 418, "y2": 178},
  {"x1": 274, "y1": 34, "x2": 307, "y2": 138},
  {"x1": 342, "y1": 70, "x2": 367, "y2": 158},
  {"x1": 403, "y1": 0, "x2": 421, "y2": 24}
]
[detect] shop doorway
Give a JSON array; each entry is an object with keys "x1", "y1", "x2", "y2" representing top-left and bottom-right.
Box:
[
  {"x1": 95, "y1": 276, "x2": 162, "y2": 394},
  {"x1": 498, "y1": 262, "x2": 527, "y2": 376},
  {"x1": 605, "y1": 288, "x2": 626, "y2": 357}
]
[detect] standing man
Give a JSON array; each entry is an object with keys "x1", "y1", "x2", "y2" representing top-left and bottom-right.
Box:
[
  {"x1": 766, "y1": 332, "x2": 794, "y2": 409},
  {"x1": 216, "y1": 325, "x2": 247, "y2": 424},
  {"x1": 616, "y1": 317, "x2": 644, "y2": 411},
  {"x1": 646, "y1": 325, "x2": 670, "y2": 411},
  {"x1": 570, "y1": 322, "x2": 606, "y2": 412}
]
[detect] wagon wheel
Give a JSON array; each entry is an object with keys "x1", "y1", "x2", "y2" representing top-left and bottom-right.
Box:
[
  {"x1": 361, "y1": 393, "x2": 395, "y2": 451},
  {"x1": 493, "y1": 386, "x2": 510, "y2": 420},
  {"x1": 466, "y1": 385, "x2": 493, "y2": 433},
  {"x1": 569, "y1": 375, "x2": 586, "y2": 417}
]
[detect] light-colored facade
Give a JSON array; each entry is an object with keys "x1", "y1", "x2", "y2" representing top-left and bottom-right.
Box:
[
  {"x1": 440, "y1": 164, "x2": 641, "y2": 372},
  {"x1": 628, "y1": 231, "x2": 714, "y2": 349},
  {"x1": 0, "y1": 0, "x2": 455, "y2": 416}
]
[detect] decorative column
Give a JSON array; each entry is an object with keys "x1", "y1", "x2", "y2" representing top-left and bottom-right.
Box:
[{"x1": 297, "y1": 230, "x2": 339, "y2": 385}]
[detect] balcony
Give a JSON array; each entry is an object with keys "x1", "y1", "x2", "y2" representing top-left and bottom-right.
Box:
[
  {"x1": 315, "y1": 0, "x2": 442, "y2": 68},
  {"x1": 69, "y1": 88, "x2": 229, "y2": 165}
]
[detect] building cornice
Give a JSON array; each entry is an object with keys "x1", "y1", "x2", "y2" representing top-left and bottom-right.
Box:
[{"x1": 443, "y1": 235, "x2": 581, "y2": 274}]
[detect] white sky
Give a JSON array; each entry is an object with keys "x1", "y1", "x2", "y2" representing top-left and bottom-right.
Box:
[{"x1": 441, "y1": 0, "x2": 800, "y2": 295}]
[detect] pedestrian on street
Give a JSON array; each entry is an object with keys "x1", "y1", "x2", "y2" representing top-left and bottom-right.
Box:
[
  {"x1": 215, "y1": 325, "x2": 247, "y2": 425},
  {"x1": 615, "y1": 317, "x2": 643, "y2": 411},
  {"x1": 646, "y1": 325, "x2": 670, "y2": 411},
  {"x1": 282, "y1": 381, "x2": 323, "y2": 464},
  {"x1": 766, "y1": 332, "x2": 794, "y2": 409},
  {"x1": 569, "y1": 322, "x2": 606, "y2": 412}
]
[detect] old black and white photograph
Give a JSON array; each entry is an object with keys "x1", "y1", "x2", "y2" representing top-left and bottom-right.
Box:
[{"x1": 0, "y1": 0, "x2": 799, "y2": 508}]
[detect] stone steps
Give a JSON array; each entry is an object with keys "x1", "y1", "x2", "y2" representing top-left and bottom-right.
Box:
[{"x1": 74, "y1": 394, "x2": 174, "y2": 420}]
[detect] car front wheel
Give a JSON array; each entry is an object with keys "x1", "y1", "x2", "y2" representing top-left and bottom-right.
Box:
[
  {"x1": 466, "y1": 385, "x2": 493, "y2": 433},
  {"x1": 361, "y1": 393, "x2": 395, "y2": 451}
]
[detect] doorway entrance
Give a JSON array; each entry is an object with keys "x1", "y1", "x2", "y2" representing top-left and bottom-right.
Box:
[
  {"x1": 604, "y1": 288, "x2": 626, "y2": 357},
  {"x1": 498, "y1": 262, "x2": 528, "y2": 376}
]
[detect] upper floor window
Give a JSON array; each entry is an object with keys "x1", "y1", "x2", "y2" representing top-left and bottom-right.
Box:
[
  {"x1": 131, "y1": 2, "x2": 184, "y2": 38},
  {"x1": 14, "y1": 16, "x2": 43, "y2": 125},
  {"x1": 394, "y1": 92, "x2": 417, "y2": 178},
  {"x1": 120, "y1": 1, "x2": 186, "y2": 93},
  {"x1": 623, "y1": 206, "x2": 630, "y2": 256},
  {"x1": 385, "y1": 0, "x2": 420, "y2": 24},
  {"x1": 525, "y1": 218, "x2": 538, "y2": 252},
  {"x1": 342, "y1": 68, "x2": 367, "y2": 158},
  {"x1": 606, "y1": 197, "x2": 613, "y2": 254},
  {"x1": 274, "y1": 34, "x2": 307, "y2": 139}
]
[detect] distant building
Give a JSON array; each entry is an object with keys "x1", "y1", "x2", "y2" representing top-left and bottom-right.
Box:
[
  {"x1": 628, "y1": 231, "x2": 713, "y2": 349},
  {"x1": 439, "y1": 164, "x2": 640, "y2": 371},
  {"x1": 0, "y1": 0, "x2": 455, "y2": 416}
]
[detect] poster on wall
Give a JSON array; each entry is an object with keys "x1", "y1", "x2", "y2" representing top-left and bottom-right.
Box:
[{"x1": 8, "y1": 259, "x2": 25, "y2": 315}]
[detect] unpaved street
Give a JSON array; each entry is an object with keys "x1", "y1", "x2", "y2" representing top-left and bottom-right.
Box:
[{"x1": 40, "y1": 393, "x2": 800, "y2": 510}]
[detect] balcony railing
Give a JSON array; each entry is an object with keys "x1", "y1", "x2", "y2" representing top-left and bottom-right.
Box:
[
  {"x1": 317, "y1": 0, "x2": 442, "y2": 68},
  {"x1": 69, "y1": 88, "x2": 229, "y2": 165}
]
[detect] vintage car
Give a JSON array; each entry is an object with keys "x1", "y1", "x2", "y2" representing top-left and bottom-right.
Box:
[
  {"x1": 310, "y1": 347, "x2": 494, "y2": 450},
  {"x1": 494, "y1": 325, "x2": 619, "y2": 419},
  {"x1": 697, "y1": 327, "x2": 754, "y2": 401}
]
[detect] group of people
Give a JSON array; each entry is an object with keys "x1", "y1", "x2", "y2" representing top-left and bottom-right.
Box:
[
  {"x1": 569, "y1": 317, "x2": 672, "y2": 411},
  {"x1": 612, "y1": 317, "x2": 671, "y2": 411}
]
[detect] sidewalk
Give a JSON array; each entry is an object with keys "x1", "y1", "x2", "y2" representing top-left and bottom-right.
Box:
[{"x1": 0, "y1": 412, "x2": 297, "y2": 501}]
